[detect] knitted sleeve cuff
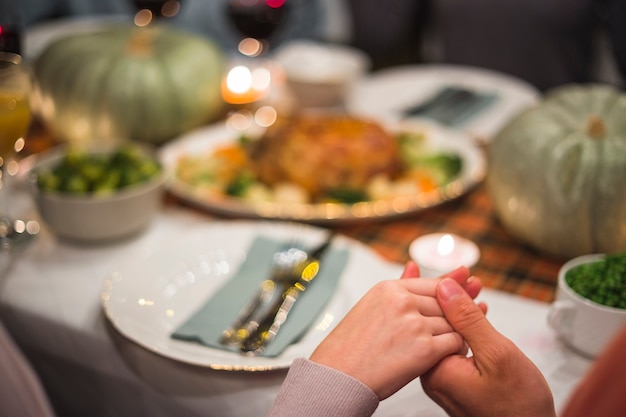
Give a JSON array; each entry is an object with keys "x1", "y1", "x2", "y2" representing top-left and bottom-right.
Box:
[{"x1": 268, "y1": 357, "x2": 379, "y2": 417}]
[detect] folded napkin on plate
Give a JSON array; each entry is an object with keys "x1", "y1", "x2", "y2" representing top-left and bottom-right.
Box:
[
  {"x1": 403, "y1": 85, "x2": 499, "y2": 127},
  {"x1": 171, "y1": 236, "x2": 350, "y2": 357}
]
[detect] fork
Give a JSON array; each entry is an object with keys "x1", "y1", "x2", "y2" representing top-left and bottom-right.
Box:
[
  {"x1": 240, "y1": 233, "x2": 335, "y2": 355},
  {"x1": 219, "y1": 238, "x2": 308, "y2": 347}
]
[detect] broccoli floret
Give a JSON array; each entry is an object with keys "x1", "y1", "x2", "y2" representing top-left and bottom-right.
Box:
[
  {"x1": 414, "y1": 154, "x2": 463, "y2": 184},
  {"x1": 225, "y1": 171, "x2": 256, "y2": 197}
]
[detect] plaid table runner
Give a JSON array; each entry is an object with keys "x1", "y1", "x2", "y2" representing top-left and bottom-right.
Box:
[{"x1": 334, "y1": 184, "x2": 564, "y2": 303}]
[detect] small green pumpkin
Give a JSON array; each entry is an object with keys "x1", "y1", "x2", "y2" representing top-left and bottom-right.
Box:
[
  {"x1": 32, "y1": 25, "x2": 226, "y2": 145},
  {"x1": 487, "y1": 84, "x2": 626, "y2": 259}
]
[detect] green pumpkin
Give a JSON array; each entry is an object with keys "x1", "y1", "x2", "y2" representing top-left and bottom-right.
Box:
[
  {"x1": 487, "y1": 84, "x2": 626, "y2": 259},
  {"x1": 32, "y1": 25, "x2": 226, "y2": 145}
]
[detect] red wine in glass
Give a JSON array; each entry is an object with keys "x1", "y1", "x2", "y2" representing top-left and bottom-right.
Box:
[
  {"x1": 0, "y1": 26, "x2": 21, "y2": 55},
  {"x1": 226, "y1": 0, "x2": 290, "y2": 42}
]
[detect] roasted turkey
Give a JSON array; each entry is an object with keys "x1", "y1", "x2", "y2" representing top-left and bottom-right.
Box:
[{"x1": 249, "y1": 113, "x2": 402, "y2": 197}]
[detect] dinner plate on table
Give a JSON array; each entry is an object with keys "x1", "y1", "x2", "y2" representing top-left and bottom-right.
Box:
[
  {"x1": 159, "y1": 119, "x2": 486, "y2": 224},
  {"x1": 101, "y1": 221, "x2": 397, "y2": 371},
  {"x1": 346, "y1": 64, "x2": 541, "y2": 142}
]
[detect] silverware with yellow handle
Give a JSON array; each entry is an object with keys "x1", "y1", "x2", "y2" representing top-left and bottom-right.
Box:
[
  {"x1": 240, "y1": 233, "x2": 335, "y2": 355},
  {"x1": 219, "y1": 242, "x2": 308, "y2": 347}
]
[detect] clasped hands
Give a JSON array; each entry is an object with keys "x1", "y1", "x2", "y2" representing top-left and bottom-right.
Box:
[{"x1": 309, "y1": 261, "x2": 556, "y2": 417}]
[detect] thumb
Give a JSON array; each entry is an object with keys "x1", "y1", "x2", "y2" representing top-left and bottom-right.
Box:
[{"x1": 436, "y1": 278, "x2": 501, "y2": 354}]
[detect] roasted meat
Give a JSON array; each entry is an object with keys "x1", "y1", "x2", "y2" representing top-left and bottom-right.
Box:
[{"x1": 250, "y1": 113, "x2": 402, "y2": 197}]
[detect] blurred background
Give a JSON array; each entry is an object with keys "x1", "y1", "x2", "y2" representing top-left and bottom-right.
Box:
[{"x1": 1, "y1": 0, "x2": 624, "y2": 92}]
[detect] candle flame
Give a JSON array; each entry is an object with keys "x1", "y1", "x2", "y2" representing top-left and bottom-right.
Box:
[
  {"x1": 437, "y1": 234, "x2": 455, "y2": 257},
  {"x1": 223, "y1": 64, "x2": 271, "y2": 104},
  {"x1": 226, "y1": 66, "x2": 253, "y2": 94}
]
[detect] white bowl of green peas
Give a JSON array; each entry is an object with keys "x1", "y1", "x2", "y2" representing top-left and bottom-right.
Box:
[
  {"x1": 548, "y1": 253, "x2": 626, "y2": 358},
  {"x1": 29, "y1": 143, "x2": 165, "y2": 243}
]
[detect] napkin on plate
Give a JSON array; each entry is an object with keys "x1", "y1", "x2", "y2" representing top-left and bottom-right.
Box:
[
  {"x1": 403, "y1": 85, "x2": 499, "y2": 127},
  {"x1": 171, "y1": 236, "x2": 350, "y2": 357}
]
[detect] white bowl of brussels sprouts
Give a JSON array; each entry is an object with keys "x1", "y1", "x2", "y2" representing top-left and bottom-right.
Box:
[{"x1": 29, "y1": 143, "x2": 165, "y2": 243}]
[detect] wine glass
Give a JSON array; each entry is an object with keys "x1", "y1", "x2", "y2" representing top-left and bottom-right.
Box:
[
  {"x1": 221, "y1": 0, "x2": 290, "y2": 112},
  {"x1": 0, "y1": 25, "x2": 22, "y2": 55},
  {"x1": 0, "y1": 1, "x2": 23, "y2": 55},
  {"x1": 225, "y1": 0, "x2": 290, "y2": 57},
  {"x1": 0, "y1": 52, "x2": 34, "y2": 251}
]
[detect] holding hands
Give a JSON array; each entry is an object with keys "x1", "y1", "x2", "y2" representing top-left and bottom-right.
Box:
[
  {"x1": 310, "y1": 261, "x2": 481, "y2": 400},
  {"x1": 269, "y1": 261, "x2": 557, "y2": 417}
]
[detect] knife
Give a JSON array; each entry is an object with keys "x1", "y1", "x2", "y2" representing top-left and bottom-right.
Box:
[
  {"x1": 219, "y1": 245, "x2": 309, "y2": 347},
  {"x1": 239, "y1": 233, "x2": 335, "y2": 355}
]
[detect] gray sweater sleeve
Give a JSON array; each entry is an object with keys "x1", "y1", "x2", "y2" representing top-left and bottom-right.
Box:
[
  {"x1": 268, "y1": 358, "x2": 379, "y2": 417},
  {"x1": 0, "y1": 321, "x2": 56, "y2": 417}
]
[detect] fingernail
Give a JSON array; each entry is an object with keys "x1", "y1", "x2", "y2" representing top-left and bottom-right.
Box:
[{"x1": 438, "y1": 278, "x2": 464, "y2": 301}]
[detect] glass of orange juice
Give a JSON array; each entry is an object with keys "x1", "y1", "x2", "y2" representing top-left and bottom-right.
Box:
[{"x1": 0, "y1": 52, "x2": 35, "y2": 251}]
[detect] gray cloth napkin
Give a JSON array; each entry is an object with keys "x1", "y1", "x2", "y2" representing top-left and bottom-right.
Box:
[
  {"x1": 403, "y1": 86, "x2": 499, "y2": 127},
  {"x1": 171, "y1": 236, "x2": 350, "y2": 357}
]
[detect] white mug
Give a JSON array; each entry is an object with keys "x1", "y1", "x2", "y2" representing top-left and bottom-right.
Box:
[{"x1": 548, "y1": 254, "x2": 626, "y2": 358}]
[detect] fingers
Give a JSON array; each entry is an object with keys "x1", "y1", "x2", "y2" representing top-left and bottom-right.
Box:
[
  {"x1": 399, "y1": 262, "x2": 472, "y2": 283},
  {"x1": 432, "y1": 331, "x2": 466, "y2": 357},
  {"x1": 375, "y1": 280, "x2": 445, "y2": 316},
  {"x1": 400, "y1": 260, "x2": 420, "y2": 279},
  {"x1": 428, "y1": 316, "x2": 455, "y2": 336},
  {"x1": 404, "y1": 264, "x2": 472, "y2": 282},
  {"x1": 413, "y1": 295, "x2": 444, "y2": 316},
  {"x1": 439, "y1": 267, "x2": 484, "y2": 298},
  {"x1": 464, "y1": 276, "x2": 483, "y2": 299},
  {"x1": 400, "y1": 270, "x2": 484, "y2": 302},
  {"x1": 436, "y1": 278, "x2": 500, "y2": 353},
  {"x1": 439, "y1": 266, "x2": 471, "y2": 282},
  {"x1": 400, "y1": 277, "x2": 439, "y2": 296},
  {"x1": 478, "y1": 301, "x2": 488, "y2": 315},
  {"x1": 399, "y1": 261, "x2": 480, "y2": 296}
]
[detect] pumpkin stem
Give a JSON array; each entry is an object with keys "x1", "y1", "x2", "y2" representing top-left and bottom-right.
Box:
[
  {"x1": 586, "y1": 114, "x2": 606, "y2": 140},
  {"x1": 127, "y1": 27, "x2": 157, "y2": 57}
]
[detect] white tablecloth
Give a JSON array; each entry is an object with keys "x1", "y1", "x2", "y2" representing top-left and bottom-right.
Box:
[{"x1": 0, "y1": 203, "x2": 592, "y2": 417}]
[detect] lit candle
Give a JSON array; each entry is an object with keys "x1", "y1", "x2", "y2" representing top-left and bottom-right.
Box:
[
  {"x1": 409, "y1": 233, "x2": 480, "y2": 277},
  {"x1": 221, "y1": 64, "x2": 271, "y2": 104}
]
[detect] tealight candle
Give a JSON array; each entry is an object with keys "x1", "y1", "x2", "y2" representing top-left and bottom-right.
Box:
[
  {"x1": 221, "y1": 64, "x2": 271, "y2": 104},
  {"x1": 409, "y1": 233, "x2": 480, "y2": 277}
]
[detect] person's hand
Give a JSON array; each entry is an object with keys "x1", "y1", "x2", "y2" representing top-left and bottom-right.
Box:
[
  {"x1": 309, "y1": 261, "x2": 480, "y2": 400},
  {"x1": 561, "y1": 324, "x2": 626, "y2": 417},
  {"x1": 421, "y1": 278, "x2": 556, "y2": 417},
  {"x1": 399, "y1": 260, "x2": 485, "y2": 310}
]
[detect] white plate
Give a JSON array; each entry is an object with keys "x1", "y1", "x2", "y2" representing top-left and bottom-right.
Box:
[
  {"x1": 101, "y1": 221, "x2": 397, "y2": 371},
  {"x1": 346, "y1": 64, "x2": 541, "y2": 142},
  {"x1": 159, "y1": 119, "x2": 486, "y2": 223}
]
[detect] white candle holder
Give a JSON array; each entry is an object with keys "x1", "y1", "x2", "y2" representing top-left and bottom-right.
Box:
[{"x1": 409, "y1": 233, "x2": 480, "y2": 277}]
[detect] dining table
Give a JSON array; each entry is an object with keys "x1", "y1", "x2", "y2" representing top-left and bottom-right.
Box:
[
  {"x1": 1, "y1": 121, "x2": 594, "y2": 417},
  {"x1": 0, "y1": 46, "x2": 596, "y2": 417}
]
